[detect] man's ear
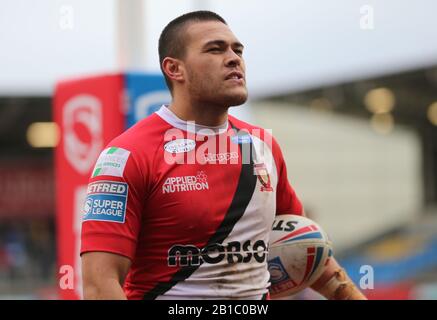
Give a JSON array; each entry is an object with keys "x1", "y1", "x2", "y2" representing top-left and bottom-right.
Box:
[{"x1": 162, "y1": 57, "x2": 185, "y2": 84}]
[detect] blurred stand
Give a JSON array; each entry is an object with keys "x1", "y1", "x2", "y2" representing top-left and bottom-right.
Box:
[
  {"x1": 0, "y1": 99, "x2": 57, "y2": 299},
  {"x1": 0, "y1": 219, "x2": 56, "y2": 299}
]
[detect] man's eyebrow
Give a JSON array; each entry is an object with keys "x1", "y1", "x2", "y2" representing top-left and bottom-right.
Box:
[{"x1": 203, "y1": 40, "x2": 244, "y2": 49}]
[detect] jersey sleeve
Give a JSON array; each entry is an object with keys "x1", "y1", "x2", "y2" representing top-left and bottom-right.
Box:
[
  {"x1": 80, "y1": 145, "x2": 147, "y2": 261},
  {"x1": 272, "y1": 137, "x2": 304, "y2": 216}
]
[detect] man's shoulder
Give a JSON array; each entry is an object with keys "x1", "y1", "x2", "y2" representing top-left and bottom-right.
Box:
[
  {"x1": 228, "y1": 115, "x2": 264, "y2": 132},
  {"x1": 107, "y1": 113, "x2": 171, "y2": 153}
]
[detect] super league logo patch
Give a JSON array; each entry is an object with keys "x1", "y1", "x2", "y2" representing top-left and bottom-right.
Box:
[{"x1": 82, "y1": 181, "x2": 128, "y2": 223}]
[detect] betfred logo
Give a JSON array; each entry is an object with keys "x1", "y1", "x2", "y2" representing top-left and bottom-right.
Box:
[
  {"x1": 168, "y1": 240, "x2": 268, "y2": 266},
  {"x1": 86, "y1": 181, "x2": 127, "y2": 194},
  {"x1": 162, "y1": 171, "x2": 209, "y2": 194}
]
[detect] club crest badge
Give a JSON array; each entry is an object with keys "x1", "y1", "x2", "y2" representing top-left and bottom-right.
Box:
[{"x1": 254, "y1": 163, "x2": 273, "y2": 192}]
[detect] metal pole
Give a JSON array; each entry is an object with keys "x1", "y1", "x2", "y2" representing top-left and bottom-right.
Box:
[
  {"x1": 116, "y1": 0, "x2": 146, "y2": 71},
  {"x1": 192, "y1": 0, "x2": 210, "y2": 11}
]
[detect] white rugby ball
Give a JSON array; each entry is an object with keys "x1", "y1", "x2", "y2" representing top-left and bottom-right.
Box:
[{"x1": 268, "y1": 214, "x2": 333, "y2": 298}]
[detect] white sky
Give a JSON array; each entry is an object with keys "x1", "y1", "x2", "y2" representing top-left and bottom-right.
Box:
[{"x1": 1, "y1": 0, "x2": 436, "y2": 97}]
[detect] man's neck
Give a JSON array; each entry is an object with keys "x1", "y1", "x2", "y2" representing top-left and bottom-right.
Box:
[{"x1": 168, "y1": 96, "x2": 229, "y2": 127}]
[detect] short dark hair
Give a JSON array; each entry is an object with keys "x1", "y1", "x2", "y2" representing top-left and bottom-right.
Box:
[{"x1": 158, "y1": 11, "x2": 227, "y2": 92}]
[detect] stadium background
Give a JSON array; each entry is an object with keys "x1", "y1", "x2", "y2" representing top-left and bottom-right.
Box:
[{"x1": 1, "y1": 0, "x2": 437, "y2": 299}]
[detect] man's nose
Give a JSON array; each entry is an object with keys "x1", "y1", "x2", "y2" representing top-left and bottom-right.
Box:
[{"x1": 224, "y1": 49, "x2": 242, "y2": 68}]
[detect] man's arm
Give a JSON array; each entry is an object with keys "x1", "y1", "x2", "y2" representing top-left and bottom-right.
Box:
[
  {"x1": 82, "y1": 251, "x2": 131, "y2": 300},
  {"x1": 310, "y1": 257, "x2": 367, "y2": 300}
]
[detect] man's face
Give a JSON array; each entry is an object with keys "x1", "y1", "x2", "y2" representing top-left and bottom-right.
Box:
[{"x1": 181, "y1": 21, "x2": 248, "y2": 107}]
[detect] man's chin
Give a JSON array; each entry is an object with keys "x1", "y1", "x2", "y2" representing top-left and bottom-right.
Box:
[{"x1": 224, "y1": 91, "x2": 248, "y2": 107}]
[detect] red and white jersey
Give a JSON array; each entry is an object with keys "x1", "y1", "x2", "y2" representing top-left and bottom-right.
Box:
[{"x1": 81, "y1": 106, "x2": 303, "y2": 300}]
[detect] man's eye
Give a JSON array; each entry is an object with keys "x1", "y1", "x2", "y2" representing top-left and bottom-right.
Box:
[
  {"x1": 208, "y1": 48, "x2": 221, "y2": 52},
  {"x1": 234, "y1": 50, "x2": 243, "y2": 56}
]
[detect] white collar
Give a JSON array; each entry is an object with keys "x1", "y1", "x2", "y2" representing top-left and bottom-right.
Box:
[{"x1": 156, "y1": 105, "x2": 229, "y2": 136}]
